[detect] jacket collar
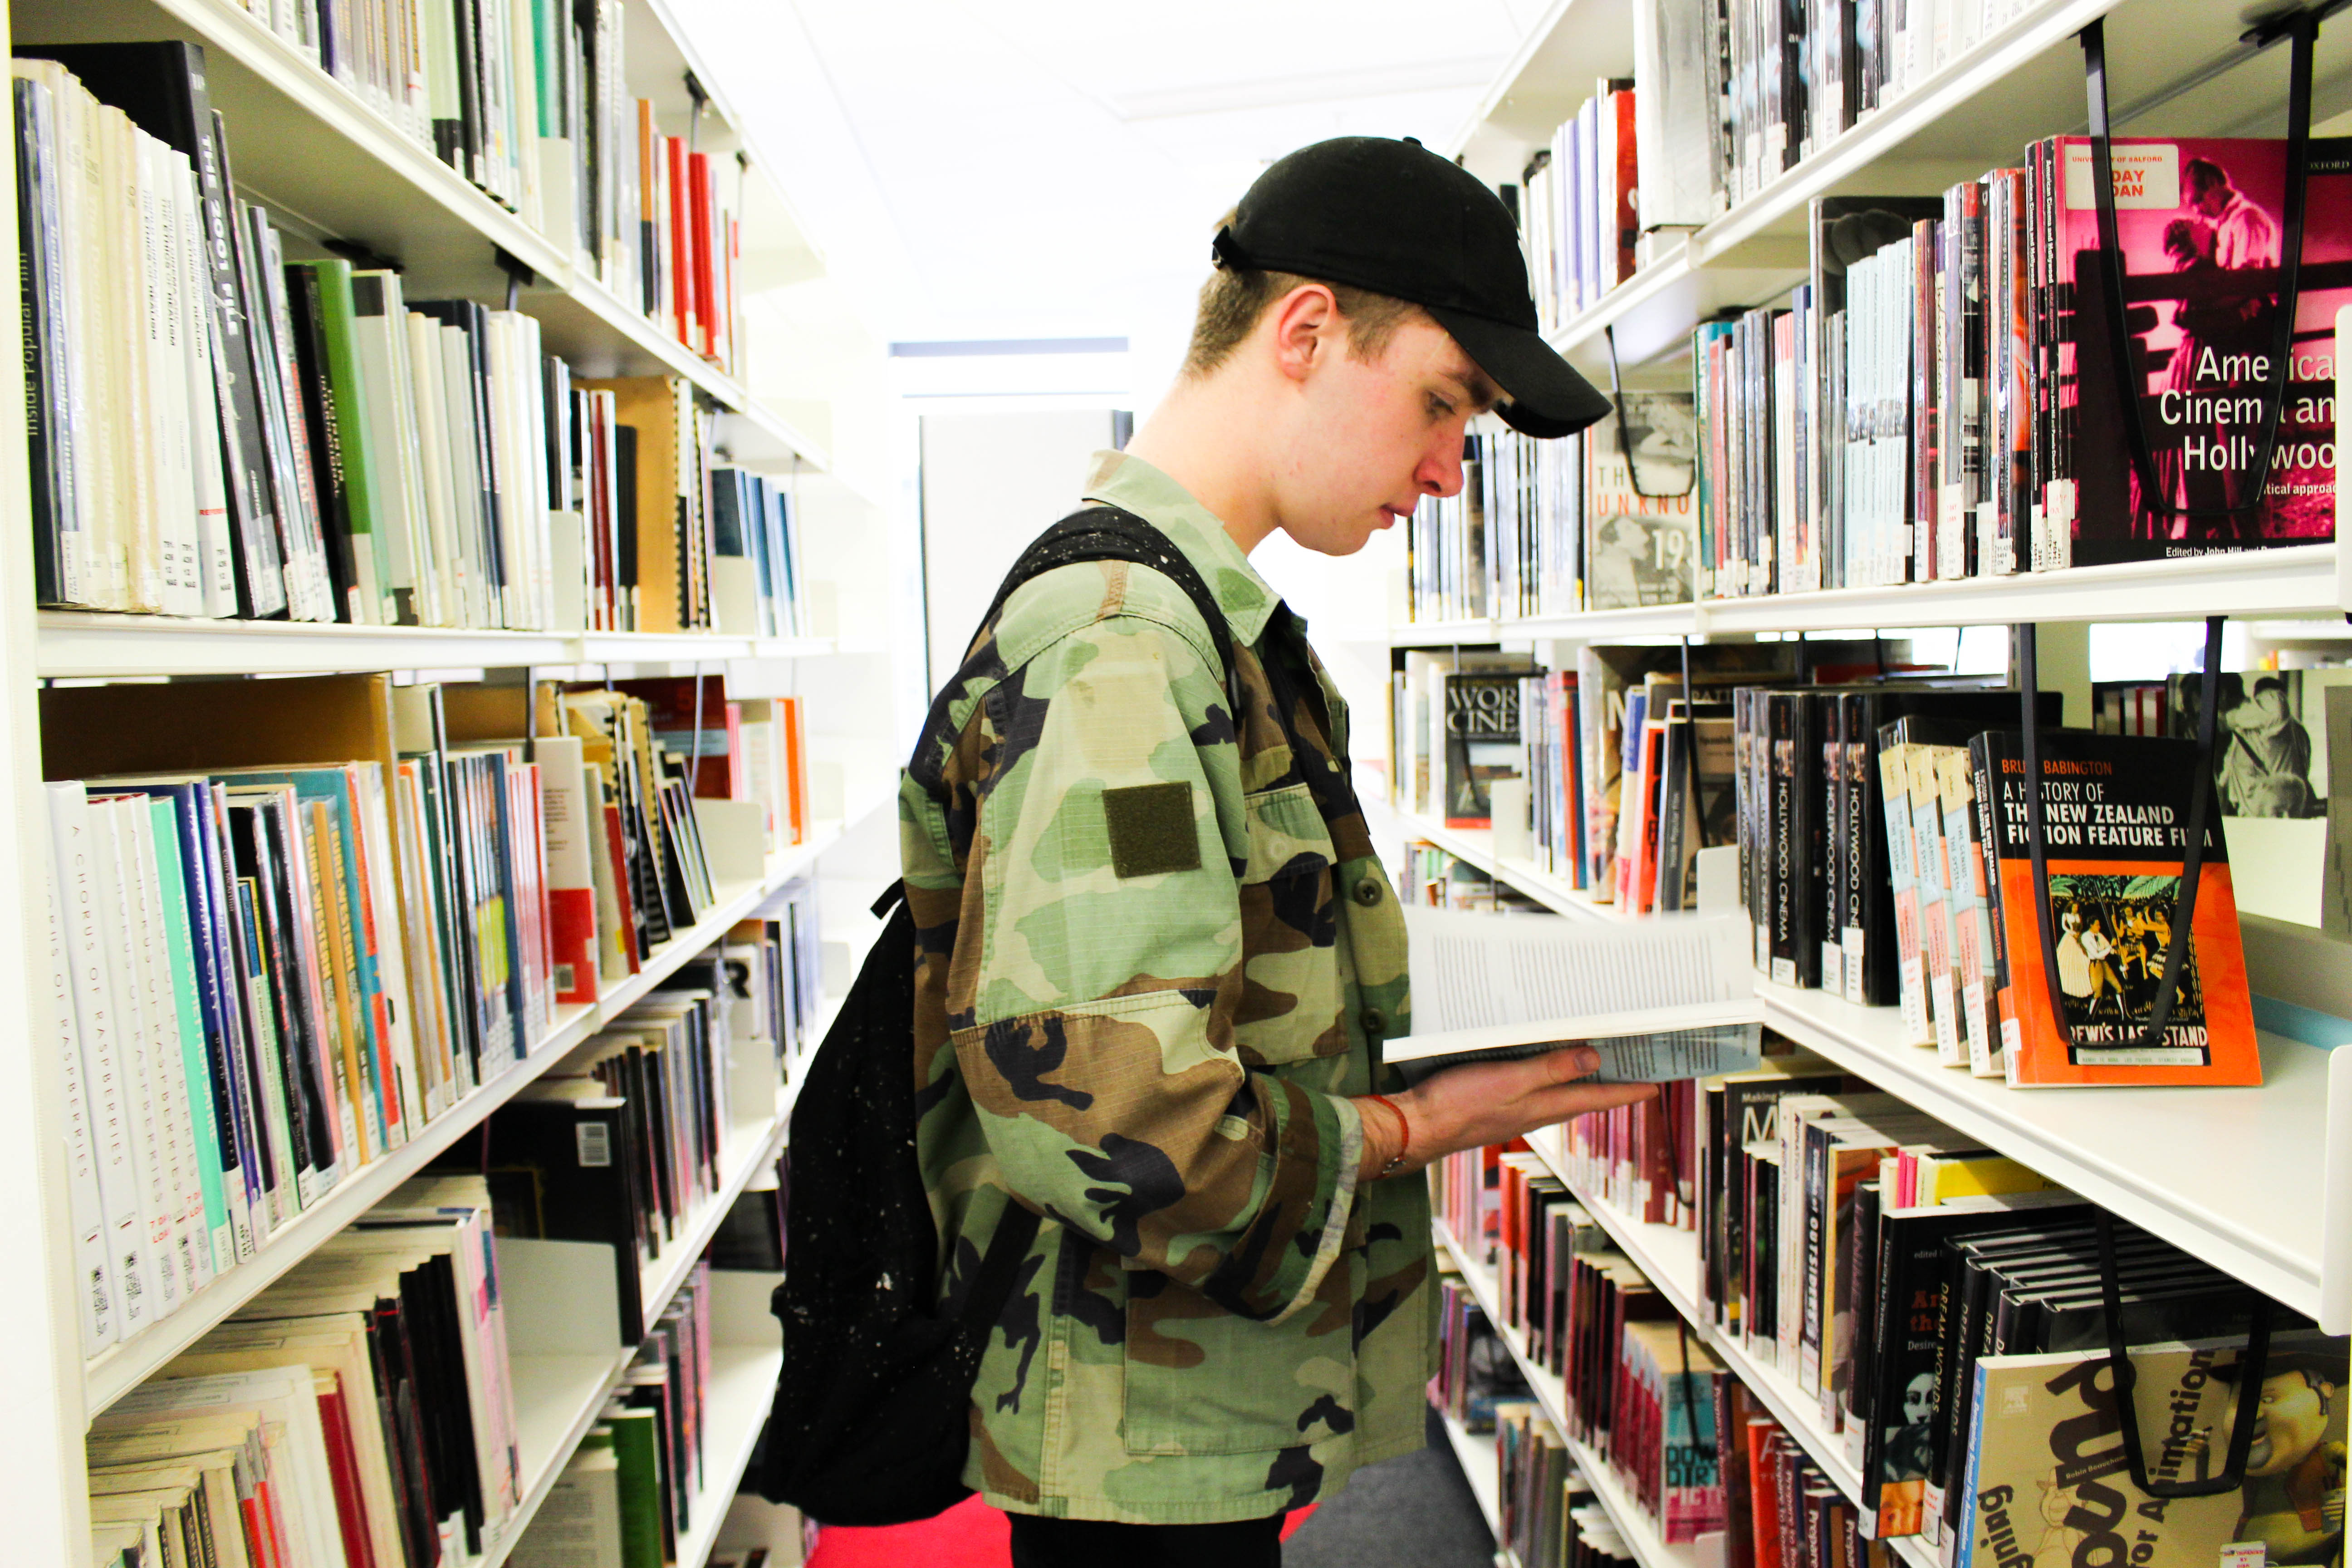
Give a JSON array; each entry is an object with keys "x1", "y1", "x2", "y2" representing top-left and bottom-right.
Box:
[{"x1": 1082, "y1": 449, "x2": 1281, "y2": 647}]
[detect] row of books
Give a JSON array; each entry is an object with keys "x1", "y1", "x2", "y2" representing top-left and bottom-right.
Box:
[
  {"x1": 1522, "y1": 79, "x2": 1637, "y2": 334},
  {"x1": 1401, "y1": 413, "x2": 1692, "y2": 624},
  {"x1": 43, "y1": 671, "x2": 818, "y2": 1357},
  {"x1": 15, "y1": 46, "x2": 801, "y2": 634},
  {"x1": 1529, "y1": 0, "x2": 2194, "y2": 308},
  {"x1": 218, "y1": 0, "x2": 747, "y2": 377},
  {"x1": 1727, "y1": 686, "x2": 2265, "y2": 1088},
  {"x1": 514, "y1": 1262, "x2": 733, "y2": 1568},
  {"x1": 1440, "y1": 1104, "x2": 2343, "y2": 1565},
  {"x1": 1388, "y1": 639, "x2": 2278, "y2": 1091},
  {"x1": 1414, "y1": 134, "x2": 2340, "y2": 623},
  {"x1": 86, "y1": 1164, "x2": 750, "y2": 1568},
  {"x1": 424, "y1": 949, "x2": 776, "y2": 1345},
  {"x1": 1438, "y1": 1174, "x2": 1898, "y2": 1567},
  {"x1": 86, "y1": 1173, "x2": 523, "y2": 1568}
]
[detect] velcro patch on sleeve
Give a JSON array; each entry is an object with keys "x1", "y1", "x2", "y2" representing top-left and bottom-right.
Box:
[{"x1": 1102, "y1": 781, "x2": 1201, "y2": 878}]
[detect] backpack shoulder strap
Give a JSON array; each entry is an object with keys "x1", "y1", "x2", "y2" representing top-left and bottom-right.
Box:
[{"x1": 979, "y1": 505, "x2": 1237, "y2": 695}]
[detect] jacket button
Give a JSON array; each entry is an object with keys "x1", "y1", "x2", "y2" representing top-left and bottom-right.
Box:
[
  {"x1": 1352, "y1": 876, "x2": 1384, "y2": 907},
  {"x1": 1360, "y1": 1008, "x2": 1386, "y2": 1037}
]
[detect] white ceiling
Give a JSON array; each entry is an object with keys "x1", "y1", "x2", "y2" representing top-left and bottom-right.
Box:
[{"x1": 677, "y1": 0, "x2": 1545, "y2": 383}]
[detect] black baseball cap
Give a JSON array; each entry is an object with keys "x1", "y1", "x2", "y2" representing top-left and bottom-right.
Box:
[{"x1": 1210, "y1": 135, "x2": 1611, "y2": 439}]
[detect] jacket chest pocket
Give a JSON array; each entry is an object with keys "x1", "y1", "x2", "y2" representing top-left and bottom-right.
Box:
[{"x1": 1233, "y1": 782, "x2": 1347, "y2": 1068}]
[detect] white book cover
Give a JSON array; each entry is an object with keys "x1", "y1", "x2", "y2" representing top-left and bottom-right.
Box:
[
  {"x1": 436, "y1": 322, "x2": 494, "y2": 627},
  {"x1": 1395, "y1": 906, "x2": 1760, "y2": 1082},
  {"x1": 512, "y1": 1445, "x2": 624, "y2": 1568},
  {"x1": 42, "y1": 835, "x2": 116, "y2": 1351},
  {"x1": 81, "y1": 791, "x2": 173, "y2": 1322},
  {"x1": 481, "y1": 313, "x2": 530, "y2": 630},
  {"x1": 351, "y1": 271, "x2": 431, "y2": 626},
  {"x1": 404, "y1": 309, "x2": 465, "y2": 626},
  {"x1": 98, "y1": 1367, "x2": 350, "y2": 1568},
  {"x1": 103, "y1": 108, "x2": 161, "y2": 610},
  {"x1": 139, "y1": 132, "x2": 203, "y2": 617},
  {"x1": 113, "y1": 794, "x2": 211, "y2": 1298}
]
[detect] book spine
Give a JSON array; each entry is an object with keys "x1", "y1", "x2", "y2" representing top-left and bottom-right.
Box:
[
  {"x1": 147, "y1": 796, "x2": 236, "y2": 1277},
  {"x1": 1877, "y1": 742, "x2": 1930, "y2": 1046},
  {"x1": 42, "y1": 791, "x2": 118, "y2": 1350}
]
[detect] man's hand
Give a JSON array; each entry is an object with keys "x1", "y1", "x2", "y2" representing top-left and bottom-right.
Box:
[{"x1": 1355, "y1": 1047, "x2": 1662, "y2": 1181}]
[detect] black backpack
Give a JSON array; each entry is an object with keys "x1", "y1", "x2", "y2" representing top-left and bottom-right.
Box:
[{"x1": 759, "y1": 506, "x2": 1239, "y2": 1526}]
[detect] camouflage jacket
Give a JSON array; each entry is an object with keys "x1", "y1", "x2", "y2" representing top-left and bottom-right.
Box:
[{"x1": 900, "y1": 450, "x2": 1434, "y2": 1524}]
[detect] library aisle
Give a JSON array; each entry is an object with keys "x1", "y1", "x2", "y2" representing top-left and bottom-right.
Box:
[{"x1": 20, "y1": 1, "x2": 2352, "y2": 1568}]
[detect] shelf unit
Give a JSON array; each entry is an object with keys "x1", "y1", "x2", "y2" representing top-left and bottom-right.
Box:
[
  {"x1": 1438, "y1": 1213, "x2": 1940, "y2": 1568},
  {"x1": 12, "y1": 0, "x2": 831, "y2": 468},
  {"x1": 1434, "y1": 1219, "x2": 1699, "y2": 1568},
  {"x1": 83, "y1": 815, "x2": 846, "y2": 1415},
  {"x1": 1376, "y1": 793, "x2": 2351, "y2": 1331},
  {"x1": 0, "y1": 0, "x2": 892, "y2": 1552},
  {"x1": 1453, "y1": 0, "x2": 2352, "y2": 378}
]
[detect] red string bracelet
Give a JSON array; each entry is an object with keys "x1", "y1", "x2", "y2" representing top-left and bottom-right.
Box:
[{"x1": 1367, "y1": 1093, "x2": 1410, "y2": 1177}]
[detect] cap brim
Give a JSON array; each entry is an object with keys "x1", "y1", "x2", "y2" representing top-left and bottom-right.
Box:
[{"x1": 1425, "y1": 304, "x2": 1613, "y2": 439}]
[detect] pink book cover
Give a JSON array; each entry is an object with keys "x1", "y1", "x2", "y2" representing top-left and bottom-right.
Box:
[{"x1": 2053, "y1": 135, "x2": 2350, "y2": 562}]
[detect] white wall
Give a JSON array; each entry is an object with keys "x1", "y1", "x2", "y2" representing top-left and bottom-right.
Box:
[{"x1": 919, "y1": 408, "x2": 1121, "y2": 692}]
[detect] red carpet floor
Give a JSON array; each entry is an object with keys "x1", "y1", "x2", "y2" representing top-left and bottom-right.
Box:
[{"x1": 807, "y1": 1496, "x2": 1317, "y2": 1567}]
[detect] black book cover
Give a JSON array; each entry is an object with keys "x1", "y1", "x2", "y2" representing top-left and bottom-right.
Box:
[
  {"x1": 13, "y1": 79, "x2": 66, "y2": 604},
  {"x1": 364, "y1": 1298, "x2": 438, "y2": 1567},
  {"x1": 615, "y1": 421, "x2": 640, "y2": 627},
  {"x1": 1861, "y1": 1201, "x2": 2083, "y2": 1534},
  {"x1": 15, "y1": 43, "x2": 289, "y2": 618},
  {"x1": 1842, "y1": 1176, "x2": 1881, "y2": 1441},
  {"x1": 227, "y1": 797, "x2": 329, "y2": 1192},
  {"x1": 445, "y1": 1094, "x2": 647, "y2": 1342},
  {"x1": 1766, "y1": 690, "x2": 1802, "y2": 985},
  {"x1": 283, "y1": 262, "x2": 359, "y2": 617}
]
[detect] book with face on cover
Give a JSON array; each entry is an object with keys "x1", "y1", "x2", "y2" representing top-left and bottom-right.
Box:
[
  {"x1": 2051, "y1": 135, "x2": 2352, "y2": 566},
  {"x1": 1970, "y1": 729, "x2": 2261, "y2": 1087},
  {"x1": 1394, "y1": 905, "x2": 1761, "y2": 1085},
  {"x1": 1959, "y1": 1332, "x2": 2348, "y2": 1568}
]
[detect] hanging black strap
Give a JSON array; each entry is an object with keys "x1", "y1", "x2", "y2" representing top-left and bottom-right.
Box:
[
  {"x1": 1605, "y1": 324, "x2": 1695, "y2": 503},
  {"x1": 2017, "y1": 616, "x2": 2224, "y2": 1055},
  {"x1": 2081, "y1": 10, "x2": 2318, "y2": 521},
  {"x1": 2095, "y1": 1208, "x2": 2274, "y2": 1496},
  {"x1": 2016, "y1": 620, "x2": 2272, "y2": 1495}
]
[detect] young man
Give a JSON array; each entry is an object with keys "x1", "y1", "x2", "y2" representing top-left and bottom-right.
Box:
[{"x1": 901, "y1": 136, "x2": 1653, "y2": 1566}]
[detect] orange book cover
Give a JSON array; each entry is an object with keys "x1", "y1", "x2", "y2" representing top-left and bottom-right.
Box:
[
  {"x1": 779, "y1": 695, "x2": 809, "y2": 845},
  {"x1": 1974, "y1": 730, "x2": 2260, "y2": 1087},
  {"x1": 667, "y1": 136, "x2": 694, "y2": 348}
]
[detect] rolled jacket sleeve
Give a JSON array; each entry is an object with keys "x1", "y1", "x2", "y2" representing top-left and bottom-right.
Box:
[{"x1": 951, "y1": 602, "x2": 1361, "y2": 1324}]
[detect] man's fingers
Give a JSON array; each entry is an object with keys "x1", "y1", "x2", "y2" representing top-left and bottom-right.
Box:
[{"x1": 1523, "y1": 1080, "x2": 1661, "y2": 1123}]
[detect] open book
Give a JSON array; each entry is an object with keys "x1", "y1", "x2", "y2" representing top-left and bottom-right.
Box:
[{"x1": 1395, "y1": 906, "x2": 1762, "y2": 1085}]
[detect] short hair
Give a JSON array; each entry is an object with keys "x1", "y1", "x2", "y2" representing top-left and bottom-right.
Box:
[
  {"x1": 2185, "y1": 158, "x2": 2230, "y2": 197},
  {"x1": 1183, "y1": 209, "x2": 1421, "y2": 378}
]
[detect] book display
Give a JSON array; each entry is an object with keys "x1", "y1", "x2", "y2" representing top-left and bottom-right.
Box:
[
  {"x1": 1406, "y1": 2, "x2": 2352, "y2": 1563},
  {"x1": 0, "y1": 0, "x2": 884, "y2": 1560}
]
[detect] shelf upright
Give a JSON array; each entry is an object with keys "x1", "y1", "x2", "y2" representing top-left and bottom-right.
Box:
[{"x1": 0, "y1": 0, "x2": 90, "y2": 1548}]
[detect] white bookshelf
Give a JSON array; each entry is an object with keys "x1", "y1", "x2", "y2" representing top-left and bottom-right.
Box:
[
  {"x1": 1434, "y1": 1219, "x2": 1699, "y2": 1568},
  {"x1": 1431, "y1": 1399, "x2": 1507, "y2": 1553},
  {"x1": 1392, "y1": 543, "x2": 2343, "y2": 646},
  {"x1": 1376, "y1": 791, "x2": 2352, "y2": 1333},
  {"x1": 0, "y1": 0, "x2": 893, "y2": 1550}
]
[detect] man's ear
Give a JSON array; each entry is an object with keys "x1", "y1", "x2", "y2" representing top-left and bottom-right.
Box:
[{"x1": 1266, "y1": 283, "x2": 1339, "y2": 387}]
